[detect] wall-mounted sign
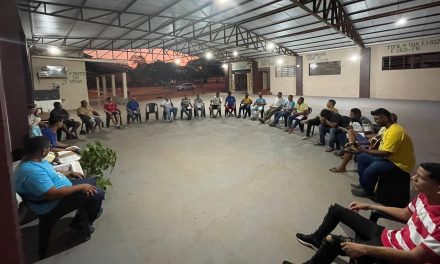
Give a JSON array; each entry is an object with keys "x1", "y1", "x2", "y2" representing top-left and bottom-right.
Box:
[
  {"x1": 305, "y1": 52, "x2": 328, "y2": 62},
  {"x1": 387, "y1": 39, "x2": 440, "y2": 54},
  {"x1": 231, "y1": 62, "x2": 250, "y2": 71},
  {"x1": 68, "y1": 71, "x2": 86, "y2": 84}
]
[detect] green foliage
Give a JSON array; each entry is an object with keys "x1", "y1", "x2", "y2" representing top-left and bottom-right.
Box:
[{"x1": 79, "y1": 141, "x2": 116, "y2": 190}]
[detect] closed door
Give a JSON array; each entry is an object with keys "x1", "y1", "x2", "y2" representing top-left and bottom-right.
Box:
[{"x1": 234, "y1": 74, "x2": 247, "y2": 91}]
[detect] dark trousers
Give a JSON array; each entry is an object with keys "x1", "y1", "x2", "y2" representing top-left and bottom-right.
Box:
[
  {"x1": 357, "y1": 153, "x2": 403, "y2": 195},
  {"x1": 238, "y1": 105, "x2": 250, "y2": 117},
  {"x1": 306, "y1": 117, "x2": 321, "y2": 137},
  {"x1": 309, "y1": 204, "x2": 386, "y2": 264},
  {"x1": 38, "y1": 178, "x2": 105, "y2": 257},
  {"x1": 182, "y1": 107, "x2": 193, "y2": 119},
  {"x1": 273, "y1": 110, "x2": 290, "y2": 125},
  {"x1": 319, "y1": 125, "x2": 342, "y2": 149},
  {"x1": 287, "y1": 115, "x2": 307, "y2": 131}
]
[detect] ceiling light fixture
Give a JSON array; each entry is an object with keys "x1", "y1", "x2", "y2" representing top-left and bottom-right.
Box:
[
  {"x1": 396, "y1": 18, "x2": 407, "y2": 26},
  {"x1": 205, "y1": 51, "x2": 213, "y2": 60},
  {"x1": 267, "y1": 42, "x2": 275, "y2": 51},
  {"x1": 350, "y1": 54, "x2": 359, "y2": 61},
  {"x1": 48, "y1": 46, "x2": 61, "y2": 56},
  {"x1": 222, "y1": 63, "x2": 228, "y2": 70},
  {"x1": 174, "y1": 59, "x2": 181, "y2": 65},
  {"x1": 277, "y1": 58, "x2": 283, "y2": 65},
  {"x1": 232, "y1": 50, "x2": 239, "y2": 57}
]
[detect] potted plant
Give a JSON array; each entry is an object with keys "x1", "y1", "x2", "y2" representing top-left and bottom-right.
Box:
[{"x1": 79, "y1": 141, "x2": 117, "y2": 190}]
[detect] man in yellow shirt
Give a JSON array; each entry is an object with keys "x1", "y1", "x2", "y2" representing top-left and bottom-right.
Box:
[
  {"x1": 352, "y1": 108, "x2": 415, "y2": 198},
  {"x1": 237, "y1": 93, "x2": 253, "y2": 118},
  {"x1": 76, "y1": 100, "x2": 102, "y2": 132}
]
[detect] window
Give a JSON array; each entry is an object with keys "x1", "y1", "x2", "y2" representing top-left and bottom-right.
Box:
[
  {"x1": 275, "y1": 65, "x2": 296, "y2": 77},
  {"x1": 309, "y1": 61, "x2": 341, "y2": 76},
  {"x1": 382, "y1": 52, "x2": 440, "y2": 70}
]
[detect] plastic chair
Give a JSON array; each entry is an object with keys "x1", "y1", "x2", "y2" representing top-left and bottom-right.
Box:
[
  {"x1": 145, "y1": 103, "x2": 159, "y2": 122},
  {"x1": 105, "y1": 111, "x2": 122, "y2": 128},
  {"x1": 126, "y1": 107, "x2": 141, "y2": 124}
]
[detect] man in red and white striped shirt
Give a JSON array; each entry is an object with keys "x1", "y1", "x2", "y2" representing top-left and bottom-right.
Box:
[{"x1": 284, "y1": 163, "x2": 440, "y2": 264}]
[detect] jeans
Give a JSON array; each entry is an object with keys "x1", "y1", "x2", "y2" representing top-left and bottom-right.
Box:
[
  {"x1": 308, "y1": 204, "x2": 386, "y2": 264},
  {"x1": 318, "y1": 125, "x2": 341, "y2": 149},
  {"x1": 273, "y1": 110, "x2": 290, "y2": 125},
  {"x1": 165, "y1": 107, "x2": 177, "y2": 120},
  {"x1": 356, "y1": 153, "x2": 401, "y2": 195}
]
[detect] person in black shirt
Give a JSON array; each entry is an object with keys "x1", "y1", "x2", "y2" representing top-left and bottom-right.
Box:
[
  {"x1": 50, "y1": 102, "x2": 80, "y2": 140},
  {"x1": 314, "y1": 109, "x2": 350, "y2": 152}
]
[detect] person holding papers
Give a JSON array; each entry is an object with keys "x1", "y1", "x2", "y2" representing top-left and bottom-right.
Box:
[{"x1": 285, "y1": 97, "x2": 309, "y2": 134}]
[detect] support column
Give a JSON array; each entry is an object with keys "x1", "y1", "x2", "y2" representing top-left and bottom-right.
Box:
[
  {"x1": 225, "y1": 63, "x2": 230, "y2": 91},
  {"x1": 251, "y1": 60, "x2": 259, "y2": 94},
  {"x1": 296, "y1": 56, "x2": 303, "y2": 96},
  {"x1": 359, "y1": 48, "x2": 371, "y2": 98},
  {"x1": 122, "y1": 72, "x2": 128, "y2": 99},
  {"x1": 96, "y1": 76, "x2": 100, "y2": 97},
  {"x1": 111, "y1": 74, "x2": 116, "y2": 96},
  {"x1": 101, "y1": 75, "x2": 107, "y2": 97}
]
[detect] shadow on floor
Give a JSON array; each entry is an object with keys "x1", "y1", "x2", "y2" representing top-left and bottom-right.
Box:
[{"x1": 22, "y1": 217, "x2": 88, "y2": 264}]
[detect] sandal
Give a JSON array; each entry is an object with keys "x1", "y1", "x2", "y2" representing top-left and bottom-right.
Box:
[{"x1": 329, "y1": 167, "x2": 346, "y2": 173}]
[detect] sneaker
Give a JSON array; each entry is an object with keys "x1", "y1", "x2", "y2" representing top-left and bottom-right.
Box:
[
  {"x1": 296, "y1": 233, "x2": 321, "y2": 250},
  {"x1": 334, "y1": 150, "x2": 344, "y2": 156},
  {"x1": 325, "y1": 147, "x2": 334, "y2": 152},
  {"x1": 327, "y1": 235, "x2": 355, "y2": 255},
  {"x1": 350, "y1": 183, "x2": 362, "y2": 189},
  {"x1": 301, "y1": 136, "x2": 309, "y2": 140},
  {"x1": 351, "y1": 187, "x2": 372, "y2": 198}
]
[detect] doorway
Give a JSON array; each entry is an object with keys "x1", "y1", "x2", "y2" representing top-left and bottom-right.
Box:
[{"x1": 234, "y1": 73, "x2": 247, "y2": 91}]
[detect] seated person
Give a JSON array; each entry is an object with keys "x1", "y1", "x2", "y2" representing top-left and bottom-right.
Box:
[
  {"x1": 259, "y1": 92, "x2": 285, "y2": 123},
  {"x1": 126, "y1": 95, "x2": 140, "y2": 122},
  {"x1": 284, "y1": 163, "x2": 440, "y2": 264},
  {"x1": 161, "y1": 95, "x2": 178, "y2": 122},
  {"x1": 181, "y1": 95, "x2": 193, "y2": 120},
  {"x1": 41, "y1": 115, "x2": 79, "y2": 153},
  {"x1": 50, "y1": 102, "x2": 80, "y2": 140},
  {"x1": 333, "y1": 108, "x2": 373, "y2": 156},
  {"x1": 284, "y1": 97, "x2": 309, "y2": 133},
  {"x1": 224, "y1": 91, "x2": 236, "y2": 117},
  {"x1": 302, "y1": 99, "x2": 338, "y2": 140},
  {"x1": 330, "y1": 113, "x2": 397, "y2": 173},
  {"x1": 250, "y1": 92, "x2": 267, "y2": 120},
  {"x1": 193, "y1": 94, "x2": 205, "y2": 118},
  {"x1": 351, "y1": 108, "x2": 415, "y2": 198},
  {"x1": 237, "y1": 93, "x2": 253, "y2": 118},
  {"x1": 28, "y1": 104, "x2": 46, "y2": 137},
  {"x1": 313, "y1": 109, "x2": 349, "y2": 152},
  {"x1": 209, "y1": 92, "x2": 222, "y2": 118},
  {"x1": 76, "y1": 100, "x2": 102, "y2": 132},
  {"x1": 14, "y1": 136, "x2": 104, "y2": 251},
  {"x1": 104, "y1": 97, "x2": 121, "y2": 129},
  {"x1": 270, "y1": 95, "x2": 295, "y2": 126}
]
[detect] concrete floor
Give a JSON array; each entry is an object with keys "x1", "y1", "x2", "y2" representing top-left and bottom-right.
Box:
[{"x1": 35, "y1": 93, "x2": 440, "y2": 264}]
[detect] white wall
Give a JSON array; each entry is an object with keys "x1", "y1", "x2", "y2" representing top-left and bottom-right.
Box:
[
  {"x1": 302, "y1": 48, "x2": 361, "y2": 98},
  {"x1": 257, "y1": 55, "x2": 296, "y2": 96},
  {"x1": 370, "y1": 38, "x2": 440, "y2": 101},
  {"x1": 32, "y1": 57, "x2": 88, "y2": 110}
]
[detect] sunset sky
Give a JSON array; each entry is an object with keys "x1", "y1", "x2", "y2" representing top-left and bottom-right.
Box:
[{"x1": 84, "y1": 49, "x2": 199, "y2": 68}]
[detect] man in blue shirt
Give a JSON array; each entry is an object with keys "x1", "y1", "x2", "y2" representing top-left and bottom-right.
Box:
[
  {"x1": 251, "y1": 92, "x2": 267, "y2": 120},
  {"x1": 126, "y1": 95, "x2": 141, "y2": 123},
  {"x1": 41, "y1": 115, "x2": 78, "y2": 153},
  {"x1": 270, "y1": 95, "x2": 295, "y2": 127},
  {"x1": 224, "y1": 91, "x2": 236, "y2": 117},
  {"x1": 14, "y1": 136, "x2": 104, "y2": 257}
]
